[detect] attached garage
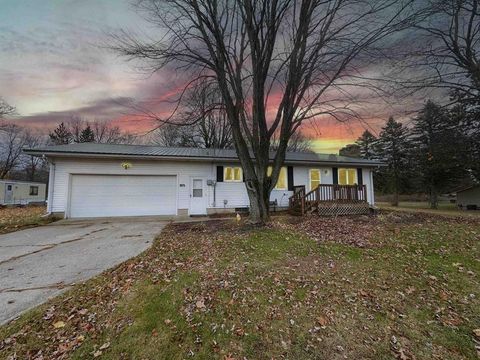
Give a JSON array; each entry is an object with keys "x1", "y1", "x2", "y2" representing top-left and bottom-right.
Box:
[{"x1": 69, "y1": 174, "x2": 177, "y2": 218}]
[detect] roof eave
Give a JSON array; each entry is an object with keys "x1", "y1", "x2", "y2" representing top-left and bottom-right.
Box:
[{"x1": 23, "y1": 149, "x2": 384, "y2": 167}]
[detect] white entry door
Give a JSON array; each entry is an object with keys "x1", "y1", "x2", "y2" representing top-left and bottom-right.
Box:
[
  {"x1": 4, "y1": 183, "x2": 13, "y2": 204},
  {"x1": 190, "y1": 178, "x2": 207, "y2": 215}
]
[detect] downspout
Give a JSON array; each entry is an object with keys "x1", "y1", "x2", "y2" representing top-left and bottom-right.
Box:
[{"x1": 43, "y1": 157, "x2": 55, "y2": 216}]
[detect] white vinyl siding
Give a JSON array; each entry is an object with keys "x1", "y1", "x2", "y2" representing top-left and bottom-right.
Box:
[
  {"x1": 50, "y1": 158, "x2": 212, "y2": 214},
  {"x1": 48, "y1": 158, "x2": 376, "y2": 217}
]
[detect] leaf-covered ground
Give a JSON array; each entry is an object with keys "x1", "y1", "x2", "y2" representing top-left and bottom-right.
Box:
[
  {"x1": 1, "y1": 212, "x2": 479, "y2": 359},
  {"x1": 0, "y1": 206, "x2": 57, "y2": 234}
]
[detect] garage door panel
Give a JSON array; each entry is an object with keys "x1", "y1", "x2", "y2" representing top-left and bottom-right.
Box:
[{"x1": 70, "y1": 175, "x2": 176, "y2": 218}]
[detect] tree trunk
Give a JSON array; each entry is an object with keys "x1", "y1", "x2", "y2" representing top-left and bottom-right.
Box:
[
  {"x1": 246, "y1": 183, "x2": 270, "y2": 225},
  {"x1": 429, "y1": 188, "x2": 438, "y2": 209},
  {"x1": 392, "y1": 191, "x2": 399, "y2": 207},
  {"x1": 392, "y1": 174, "x2": 399, "y2": 207}
]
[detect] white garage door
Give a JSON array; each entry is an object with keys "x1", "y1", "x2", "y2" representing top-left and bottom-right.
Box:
[{"x1": 69, "y1": 175, "x2": 177, "y2": 218}]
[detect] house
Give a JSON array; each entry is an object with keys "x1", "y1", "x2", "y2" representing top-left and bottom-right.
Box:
[
  {"x1": 456, "y1": 185, "x2": 480, "y2": 210},
  {"x1": 24, "y1": 143, "x2": 382, "y2": 218},
  {"x1": 0, "y1": 180, "x2": 47, "y2": 205}
]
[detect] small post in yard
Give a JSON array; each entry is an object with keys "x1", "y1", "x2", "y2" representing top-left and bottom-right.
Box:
[{"x1": 301, "y1": 194, "x2": 305, "y2": 215}]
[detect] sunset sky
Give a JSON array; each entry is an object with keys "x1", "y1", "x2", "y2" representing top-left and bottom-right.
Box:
[{"x1": 0, "y1": 0, "x2": 442, "y2": 154}]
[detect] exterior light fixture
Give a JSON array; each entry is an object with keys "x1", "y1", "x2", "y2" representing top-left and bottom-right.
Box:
[{"x1": 121, "y1": 162, "x2": 132, "y2": 170}]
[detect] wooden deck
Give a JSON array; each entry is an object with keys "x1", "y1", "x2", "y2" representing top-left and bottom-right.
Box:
[{"x1": 289, "y1": 184, "x2": 369, "y2": 216}]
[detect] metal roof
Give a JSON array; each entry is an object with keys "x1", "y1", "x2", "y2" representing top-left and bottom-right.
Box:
[{"x1": 23, "y1": 143, "x2": 383, "y2": 167}]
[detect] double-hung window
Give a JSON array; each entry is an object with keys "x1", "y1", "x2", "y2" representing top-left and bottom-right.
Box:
[
  {"x1": 224, "y1": 166, "x2": 243, "y2": 182},
  {"x1": 267, "y1": 166, "x2": 287, "y2": 190},
  {"x1": 338, "y1": 168, "x2": 357, "y2": 185}
]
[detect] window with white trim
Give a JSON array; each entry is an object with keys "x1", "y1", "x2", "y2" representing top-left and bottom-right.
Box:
[
  {"x1": 224, "y1": 166, "x2": 243, "y2": 182},
  {"x1": 309, "y1": 169, "x2": 321, "y2": 190},
  {"x1": 338, "y1": 168, "x2": 357, "y2": 185},
  {"x1": 267, "y1": 166, "x2": 287, "y2": 190}
]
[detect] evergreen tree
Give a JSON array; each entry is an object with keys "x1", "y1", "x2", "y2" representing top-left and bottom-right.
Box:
[
  {"x1": 339, "y1": 144, "x2": 361, "y2": 158},
  {"x1": 377, "y1": 117, "x2": 410, "y2": 206},
  {"x1": 79, "y1": 125, "x2": 95, "y2": 143},
  {"x1": 49, "y1": 122, "x2": 72, "y2": 145},
  {"x1": 411, "y1": 101, "x2": 467, "y2": 208},
  {"x1": 355, "y1": 130, "x2": 377, "y2": 159}
]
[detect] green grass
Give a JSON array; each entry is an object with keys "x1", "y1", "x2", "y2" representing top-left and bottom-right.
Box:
[
  {"x1": 377, "y1": 201, "x2": 480, "y2": 217},
  {"x1": 1, "y1": 216, "x2": 479, "y2": 359}
]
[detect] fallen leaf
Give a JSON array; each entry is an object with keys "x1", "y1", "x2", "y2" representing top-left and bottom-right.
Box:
[
  {"x1": 93, "y1": 350, "x2": 102, "y2": 357},
  {"x1": 53, "y1": 321, "x2": 65, "y2": 329},
  {"x1": 99, "y1": 342, "x2": 110, "y2": 350},
  {"x1": 473, "y1": 329, "x2": 480, "y2": 339},
  {"x1": 317, "y1": 316, "x2": 329, "y2": 326}
]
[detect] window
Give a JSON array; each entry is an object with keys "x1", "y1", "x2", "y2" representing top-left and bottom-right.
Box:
[
  {"x1": 29, "y1": 186, "x2": 39, "y2": 196},
  {"x1": 338, "y1": 168, "x2": 357, "y2": 185},
  {"x1": 267, "y1": 166, "x2": 287, "y2": 190},
  {"x1": 224, "y1": 166, "x2": 243, "y2": 182},
  {"x1": 310, "y1": 169, "x2": 321, "y2": 190},
  {"x1": 192, "y1": 179, "x2": 203, "y2": 197}
]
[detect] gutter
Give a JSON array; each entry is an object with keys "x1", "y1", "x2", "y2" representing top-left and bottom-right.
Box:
[{"x1": 24, "y1": 150, "x2": 384, "y2": 168}]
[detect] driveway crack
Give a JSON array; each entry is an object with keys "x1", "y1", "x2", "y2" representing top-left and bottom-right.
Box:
[
  {"x1": 0, "y1": 282, "x2": 72, "y2": 293},
  {"x1": 0, "y1": 228, "x2": 108, "y2": 266}
]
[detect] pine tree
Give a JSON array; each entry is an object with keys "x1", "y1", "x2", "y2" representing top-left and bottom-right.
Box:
[
  {"x1": 49, "y1": 122, "x2": 72, "y2": 145},
  {"x1": 339, "y1": 144, "x2": 361, "y2": 158},
  {"x1": 79, "y1": 125, "x2": 95, "y2": 143},
  {"x1": 355, "y1": 130, "x2": 377, "y2": 159},
  {"x1": 377, "y1": 117, "x2": 410, "y2": 206},
  {"x1": 411, "y1": 101, "x2": 467, "y2": 208}
]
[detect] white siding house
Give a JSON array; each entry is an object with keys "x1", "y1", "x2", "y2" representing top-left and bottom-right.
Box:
[{"x1": 24, "y1": 143, "x2": 381, "y2": 218}]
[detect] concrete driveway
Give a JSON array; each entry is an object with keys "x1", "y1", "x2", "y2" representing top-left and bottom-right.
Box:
[{"x1": 0, "y1": 218, "x2": 167, "y2": 325}]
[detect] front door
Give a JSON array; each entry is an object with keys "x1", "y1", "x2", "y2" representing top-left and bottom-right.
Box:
[
  {"x1": 190, "y1": 178, "x2": 207, "y2": 215},
  {"x1": 4, "y1": 183, "x2": 13, "y2": 204}
]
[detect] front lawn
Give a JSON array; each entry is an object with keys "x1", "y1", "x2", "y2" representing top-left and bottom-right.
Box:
[
  {"x1": 1, "y1": 213, "x2": 479, "y2": 359},
  {"x1": 0, "y1": 205, "x2": 57, "y2": 234},
  {"x1": 377, "y1": 202, "x2": 480, "y2": 217}
]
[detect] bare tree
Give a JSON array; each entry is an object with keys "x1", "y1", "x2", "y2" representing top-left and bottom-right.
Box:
[
  {"x1": 113, "y1": 0, "x2": 417, "y2": 223},
  {"x1": 0, "y1": 124, "x2": 26, "y2": 179},
  {"x1": 270, "y1": 131, "x2": 313, "y2": 153},
  {"x1": 182, "y1": 84, "x2": 233, "y2": 149},
  {"x1": 22, "y1": 130, "x2": 48, "y2": 181},
  {"x1": 153, "y1": 82, "x2": 233, "y2": 148},
  {"x1": 0, "y1": 98, "x2": 16, "y2": 123},
  {"x1": 91, "y1": 121, "x2": 137, "y2": 144},
  {"x1": 396, "y1": 1, "x2": 480, "y2": 102}
]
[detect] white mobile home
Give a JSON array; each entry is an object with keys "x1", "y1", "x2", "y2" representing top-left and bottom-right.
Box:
[
  {"x1": 0, "y1": 180, "x2": 47, "y2": 205},
  {"x1": 24, "y1": 143, "x2": 381, "y2": 218}
]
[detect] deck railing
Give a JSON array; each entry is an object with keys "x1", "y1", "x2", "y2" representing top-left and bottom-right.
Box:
[{"x1": 289, "y1": 184, "x2": 367, "y2": 215}]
